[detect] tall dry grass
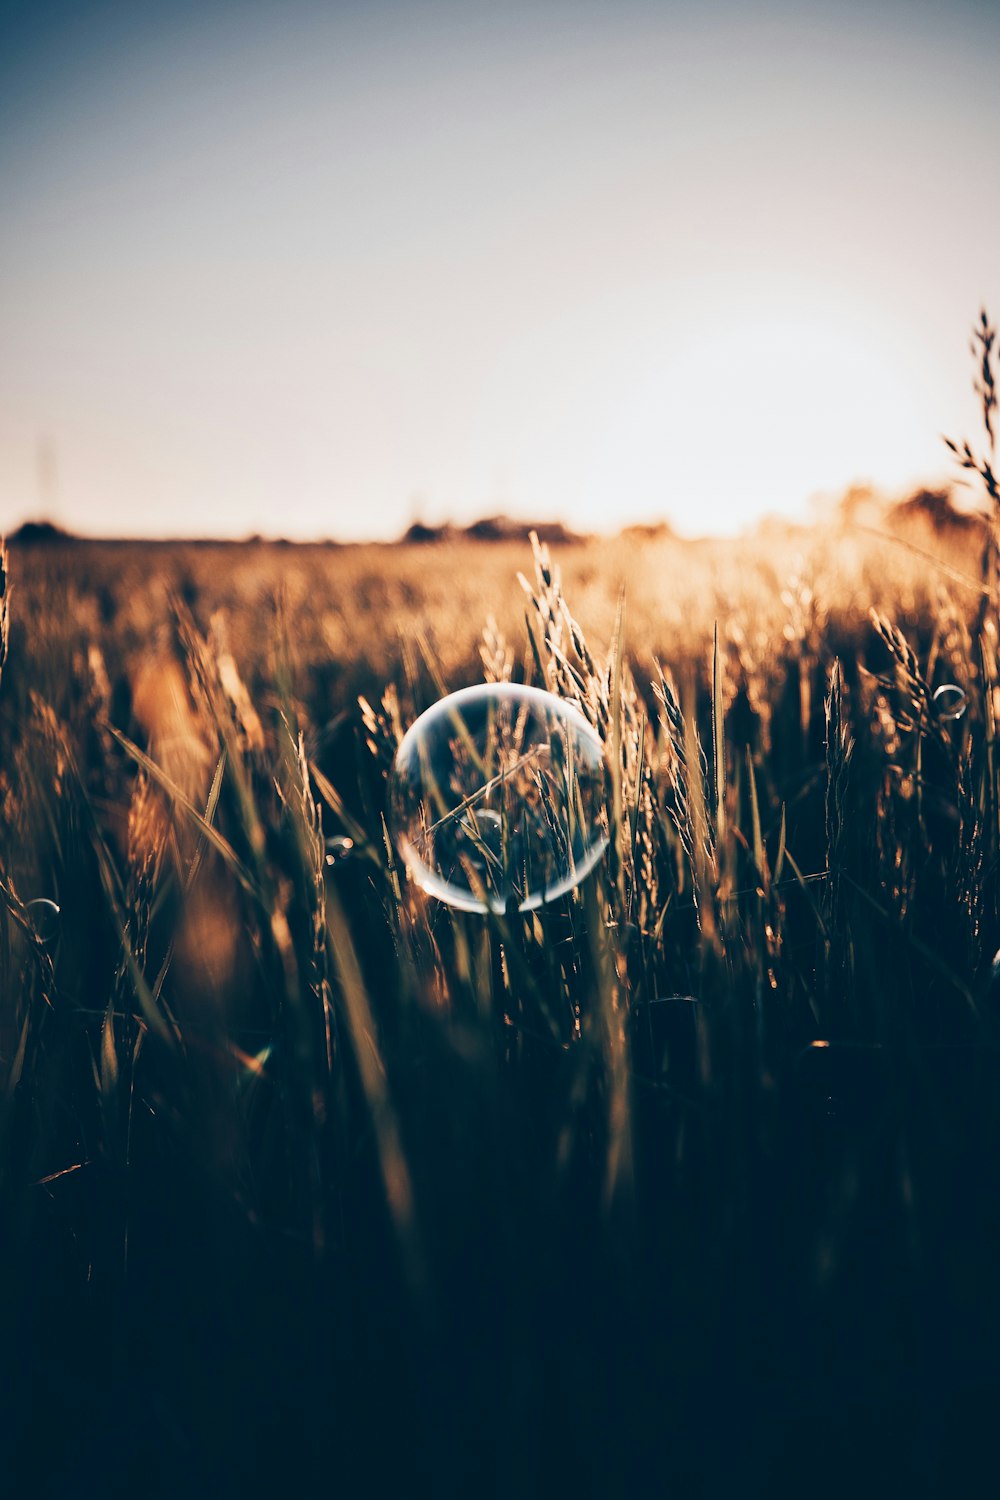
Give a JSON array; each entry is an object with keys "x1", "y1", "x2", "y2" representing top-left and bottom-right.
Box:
[{"x1": 0, "y1": 315, "x2": 999, "y2": 1496}]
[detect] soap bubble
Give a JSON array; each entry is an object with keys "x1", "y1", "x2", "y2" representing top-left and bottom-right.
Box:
[
  {"x1": 388, "y1": 683, "x2": 608, "y2": 913},
  {"x1": 933, "y1": 683, "x2": 967, "y2": 721},
  {"x1": 25, "y1": 897, "x2": 61, "y2": 945}
]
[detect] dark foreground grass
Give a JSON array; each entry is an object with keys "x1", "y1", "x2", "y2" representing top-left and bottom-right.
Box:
[
  {"x1": 2, "y1": 533, "x2": 1000, "y2": 1500},
  {"x1": 3, "y1": 320, "x2": 1000, "y2": 1498}
]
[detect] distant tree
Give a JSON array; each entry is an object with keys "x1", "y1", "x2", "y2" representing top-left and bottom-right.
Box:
[{"x1": 8, "y1": 519, "x2": 76, "y2": 545}]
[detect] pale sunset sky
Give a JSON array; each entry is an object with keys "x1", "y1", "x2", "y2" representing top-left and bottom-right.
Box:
[{"x1": 1, "y1": 0, "x2": 998, "y2": 540}]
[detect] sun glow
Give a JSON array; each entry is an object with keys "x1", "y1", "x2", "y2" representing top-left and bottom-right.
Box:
[
  {"x1": 645, "y1": 307, "x2": 933, "y2": 534},
  {"x1": 477, "y1": 289, "x2": 938, "y2": 538}
]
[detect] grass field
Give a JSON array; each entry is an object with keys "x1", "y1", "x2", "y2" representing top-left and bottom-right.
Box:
[{"x1": 3, "y1": 330, "x2": 1000, "y2": 1496}]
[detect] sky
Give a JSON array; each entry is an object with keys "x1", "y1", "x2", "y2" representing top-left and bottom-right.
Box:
[{"x1": 1, "y1": 0, "x2": 999, "y2": 541}]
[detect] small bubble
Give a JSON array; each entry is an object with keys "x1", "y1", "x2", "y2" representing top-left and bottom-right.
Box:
[
  {"x1": 388, "y1": 683, "x2": 607, "y2": 914},
  {"x1": 25, "y1": 897, "x2": 61, "y2": 945},
  {"x1": 933, "y1": 683, "x2": 967, "y2": 721},
  {"x1": 324, "y1": 836, "x2": 355, "y2": 866}
]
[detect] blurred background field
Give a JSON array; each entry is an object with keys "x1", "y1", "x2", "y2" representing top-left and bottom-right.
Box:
[{"x1": 5, "y1": 491, "x2": 980, "y2": 711}]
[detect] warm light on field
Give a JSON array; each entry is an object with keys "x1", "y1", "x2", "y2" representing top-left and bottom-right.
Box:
[{"x1": 3, "y1": 301, "x2": 1000, "y2": 1492}]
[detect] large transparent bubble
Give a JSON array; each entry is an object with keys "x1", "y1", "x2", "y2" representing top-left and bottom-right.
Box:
[{"x1": 388, "y1": 684, "x2": 608, "y2": 913}]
